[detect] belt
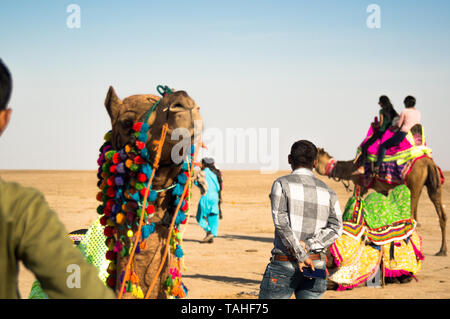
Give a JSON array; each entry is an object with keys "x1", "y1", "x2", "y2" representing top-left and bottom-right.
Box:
[{"x1": 273, "y1": 253, "x2": 322, "y2": 262}]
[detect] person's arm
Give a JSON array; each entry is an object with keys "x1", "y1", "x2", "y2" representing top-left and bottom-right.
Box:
[
  {"x1": 378, "y1": 110, "x2": 384, "y2": 129},
  {"x1": 305, "y1": 192, "x2": 343, "y2": 252},
  {"x1": 396, "y1": 111, "x2": 405, "y2": 130},
  {"x1": 14, "y1": 188, "x2": 116, "y2": 299},
  {"x1": 193, "y1": 170, "x2": 207, "y2": 194},
  {"x1": 270, "y1": 180, "x2": 308, "y2": 262}
]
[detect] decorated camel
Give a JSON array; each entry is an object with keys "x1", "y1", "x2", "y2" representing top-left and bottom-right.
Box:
[
  {"x1": 99, "y1": 85, "x2": 203, "y2": 298},
  {"x1": 315, "y1": 145, "x2": 446, "y2": 257}
]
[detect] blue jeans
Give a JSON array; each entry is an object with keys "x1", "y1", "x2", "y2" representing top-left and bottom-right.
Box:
[{"x1": 258, "y1": 259, "x2": 327, "y2": 299}]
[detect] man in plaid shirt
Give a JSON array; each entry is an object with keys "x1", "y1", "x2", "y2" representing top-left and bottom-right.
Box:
[{"x1": 259, "y1": 140, "x2": 342, "y2": 299}]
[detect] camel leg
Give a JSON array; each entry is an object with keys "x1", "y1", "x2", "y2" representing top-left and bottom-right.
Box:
[
  {"x1": 426, "y1": 185, "x2": 447, "y2": 256},
  {"x1": 409, "y1": 187, "x2": 423, "y2": 224}
]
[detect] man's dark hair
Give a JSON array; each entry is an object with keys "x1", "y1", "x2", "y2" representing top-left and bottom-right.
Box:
[
  {"x1": 0, "y1": 59, "x2": 12, "y2": 110},
  {"x1": 404, "y1": 95, "x2": 416, "y2": 108},
  {"x1": 289, "y1": 140, "x2": 318, "y2": 168}
]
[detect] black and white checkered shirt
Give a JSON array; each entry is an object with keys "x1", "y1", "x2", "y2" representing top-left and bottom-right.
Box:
[{"x1": 270, "y1": 168, "x2": 343, "y2": 263}]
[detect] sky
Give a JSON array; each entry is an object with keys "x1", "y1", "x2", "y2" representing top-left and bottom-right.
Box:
[{"x1": 0, "y1": 0, "x2": 449, "y2": 171}]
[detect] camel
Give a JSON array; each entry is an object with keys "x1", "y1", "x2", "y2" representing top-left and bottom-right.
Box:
[
  {"x1": 315, "y1": 147, "x2": 447, "y2": 256},
  {"x1": 104, "y1": 86, "x2": 202, "y2": 298}
]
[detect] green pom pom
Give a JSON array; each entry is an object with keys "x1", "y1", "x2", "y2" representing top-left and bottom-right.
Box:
[
  {"x1": 130, "y1": 164, "x2": 139, "y2": 172},
  {"x1": 121, "y1": 246, "x2": 128, "y2": 257},
  {"x1": 135, "y1": 182, "x2": 145, "y2": 190},
  {"x1": 105, "y1": 150, "x2": 116, "y2": 161},
  {"x1": 102, "y1": 163, "x2": 110, "y2": 172},
  {"x1": 96, "y1": 205, "x2": 104, "y2": 215},
  {"x1": 164, "y1": 276, "x2": 173, "y2": 288}
]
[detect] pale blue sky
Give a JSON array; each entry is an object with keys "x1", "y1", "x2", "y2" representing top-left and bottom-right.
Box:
[{"x1": 1, "y1": 0, "x2": 449, "y2": 170}]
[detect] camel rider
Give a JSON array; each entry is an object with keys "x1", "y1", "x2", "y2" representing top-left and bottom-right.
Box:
[
  {"x1": 359, "y1": 95, "x2": 399, "y2": 165},
  {"x1": 374, "y1": 96, "x2": 421, "y2": 173},
  {"x1": 0, "y1": 59, "x2": 115, "y2": 299}
]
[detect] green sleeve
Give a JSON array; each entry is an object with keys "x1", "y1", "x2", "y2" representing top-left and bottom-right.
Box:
[
  {"x1": 379, "y1": 109, "x2": 393, "y2": 132},
  {"x1": 13, "y1": 186, "x2": 116, "y2": 299}
]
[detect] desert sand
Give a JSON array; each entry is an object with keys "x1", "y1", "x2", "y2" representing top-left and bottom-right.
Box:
[{"x1": 1, "y1": 169, "x2": 449, "y2": 299}]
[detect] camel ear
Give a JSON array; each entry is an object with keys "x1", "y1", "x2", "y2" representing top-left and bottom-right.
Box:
[{"x1": 104, "y1": 86, "x2": 122, "y2": 121}]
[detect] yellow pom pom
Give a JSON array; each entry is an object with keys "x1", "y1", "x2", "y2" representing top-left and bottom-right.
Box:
[
  {"x1": 107, "y1": 239, "x2": 115, "y2": 250},
  {"x1": 116, "y1": 213, "x2": 125, "y2": 224},
  {"x1": 126, "y1": 159, "x2": 133, "y2": 168},
  {"x1": 127, "y1": 229, "x2": 133, "y2": 238},
  {"x1": 107, "y1": 262, "x2": 116, "y2": 272},
  {"x1": 137, "y1": 286, "x2": 144, "y2": 299},
  {"x1": 104, "y1": 131, "x2": 112, "y2": 141}
]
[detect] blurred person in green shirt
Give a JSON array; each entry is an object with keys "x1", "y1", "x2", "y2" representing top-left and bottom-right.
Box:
[{"x1": 0, "y1": 58, "x2": 115, "y2": 299}]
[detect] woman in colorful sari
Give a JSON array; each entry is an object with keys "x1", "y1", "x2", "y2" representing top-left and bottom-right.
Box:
[{"x1": 194, "y1": 157, "x2": 222, "y2": 243}]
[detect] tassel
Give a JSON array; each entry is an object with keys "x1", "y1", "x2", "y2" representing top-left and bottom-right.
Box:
[{"x1": 175, "y1": 245, "x2": 184, "y2": 258}]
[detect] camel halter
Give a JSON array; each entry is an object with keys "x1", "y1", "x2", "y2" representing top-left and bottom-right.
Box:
[{"x1": 325, "y1": 158, "x2": 337, "y2": 177}]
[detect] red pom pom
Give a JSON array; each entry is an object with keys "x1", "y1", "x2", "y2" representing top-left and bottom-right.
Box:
[
  {"x1": 181, "y1": 200, "x2": 189, "y2": 212},
  {"x1": 107, "y1": 176, "x2": 115, "y2": 187},
  {"x1": 134, "y1": 156, "x2": 144, "y2": 165},
  {"x1": 137, "y1": 173, "x2": 147, "y2": 182},
  {"x1": 106, "y1": 188, "x2": 116, "y2": 198},
  {"x1": 146, "y1": 204, "x2": 155, "y2": 214},
  {"x1": 106, "y1": 250, "x2": 116, "y2": 260},
  {"x1": 109, "y1": 165, "x2": 117, "y2": 173},
  {"x1": 107, "y1": 275, "x2": 116, "y2": 288},
  {"x1": 106, "y1": 199, "x2": 115, "y2": 210},
  {"x1": 103, "y1": 207, "x2": 111, "y2": 217},
  {"x1": 181, "y1": 216, "x2": 187, "y2": 224},
  {"x1": 136, "y1": 141, "x2": 145, "y2": 150},
  {"x1": 104, "y1": 226, "x2": 115, "y2": 237},
  {"x1": 107, "y1": 268, "x2": 115, "y2": 275},
  {"x1": 133, "y1": 122, "x2": 143, "y2": 132},
  {"x1": 140, "y1": 188, "x2": 148, "y2": 197},
  {"x1": 100, "y1": 215, "x2": 108, "y2": 226},
  {"x1": 112, "y1": 152, "x2": 121, "y2": 164},
  {"x1": 126, "y1": 212, "x2": 135, "y2": 222}
]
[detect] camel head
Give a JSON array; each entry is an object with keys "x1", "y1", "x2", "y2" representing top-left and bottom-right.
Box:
[
  {"x1": 104, "y1": 86, "x2": 203, "y2": 165},
  {"x1": 315, "y1": 147, "x2": 333, "y2": 176}
]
